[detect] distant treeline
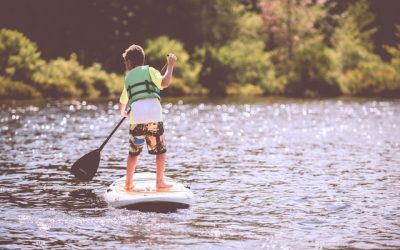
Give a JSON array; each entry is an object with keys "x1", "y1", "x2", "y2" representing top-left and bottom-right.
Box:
[{"x1": 0, "y1": 0, "x2": 400, "y2": 99}]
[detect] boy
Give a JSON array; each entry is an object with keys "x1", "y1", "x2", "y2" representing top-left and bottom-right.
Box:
[{"x1": 119, "y1": 44, "x2": 176, "y2": 191}]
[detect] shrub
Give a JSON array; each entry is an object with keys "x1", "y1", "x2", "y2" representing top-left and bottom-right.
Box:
[
  {"x1": 106, "y1": 73, "x2": 125, "y2": 96},
  {"x1": 0, "y1": 30, "x2": 124, "y2": 99},
  {"x1": 384, "y1": 24, "x2": 400, "y2": 72},
  {"x1": 332, "y1": 26, "x2": 400, "y2": 97},
  {"x1": 199, "y1": 40, "x2": 276, "y2": 96},
  {"x1": 286, "y1": 42, "x2": 341, "y2": 97},
  {"x1": 79, "y1": 63, "x2": 109, "y2": 97},
  {"x1": 76, "y1": 62, "x2": 124, "y2": 97},
  {"x1": 32, "y1": 54, "x2": 81, "y2": 97},
  {"x1": 226, "y1": 83, "x2": 264, "y2": 96},
  {"x1": 0, "y1": 77, "x2": 41, "y2": 99},
  {"x1": 198, "y1": 46, "x2": 232, "y2": 96},
  {"x1": 339, "y1": 62, "x2": 400, "y2": 97},
  {"x1": 0, "y1": 29, "x2": 44, "y2": 83},
  {"x1": 32, "y1": 54, "x2": 124, "y2": 98},
  {"x1": 198, "y1": 10, "x2": 278, "y2": 96},
  {"x1": 160, "y1": 77, "x2": 189, "y2": 96},
  {"x1": 328, "y1": 0, "x2": 400, "y2": 97},
  {"x1": 145, "y1": 36, "x2": 204, "y2": 95},
  {"x1": 41, "y1": 79, "x2": 78, "y2": 98}
]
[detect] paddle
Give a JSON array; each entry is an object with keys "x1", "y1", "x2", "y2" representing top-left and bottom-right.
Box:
[{"x1": 70, "y1": 109, "x2": 130, "y2": 181}]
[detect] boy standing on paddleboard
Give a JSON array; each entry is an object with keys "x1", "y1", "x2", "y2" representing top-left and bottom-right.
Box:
[{"x1": 119, "y1": 44, "x2": 176, "y2": 191}]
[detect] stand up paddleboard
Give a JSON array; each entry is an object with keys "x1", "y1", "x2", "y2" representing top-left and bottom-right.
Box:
[{"x1": 104, "y1": 172, "x2": 194, "y2": 212}]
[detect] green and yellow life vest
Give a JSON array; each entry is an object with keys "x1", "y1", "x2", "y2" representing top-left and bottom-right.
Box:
[{"x1": 125, "y1": 65, "x2": 161, "y2": 106}]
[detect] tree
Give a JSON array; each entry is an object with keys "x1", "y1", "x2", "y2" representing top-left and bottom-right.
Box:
[
  {"x1": 260, "y1": 0, "x2": 337, "y2": 96},
  {"x1": 259, "y1": 0, "x2": 326, "y2": 56},
  {"x1": 333, "y1": 1, "x2": 400, "y2": 97},
  {"x1": 199, "y1": 9, "x2": 277, "y2": 96}
]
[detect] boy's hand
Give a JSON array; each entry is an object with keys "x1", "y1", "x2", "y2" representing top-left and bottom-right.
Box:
[
  {"x1": 119, "y1": 103, "x2": 128, "y2": 117},
  {"x1": 161, "y1": 54, "x2": 176, "y2": 88},
  {"x1": 167, "y1": 53, "x2": 177, "y2": 66}
]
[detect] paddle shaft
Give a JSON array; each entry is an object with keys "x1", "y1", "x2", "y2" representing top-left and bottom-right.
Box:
[
  {"x1": 160, "y1": 62, "x2": 168, "y2": 75},
  {"x1": 98, "y1": 109, "x2": 130, "y2": 151}
]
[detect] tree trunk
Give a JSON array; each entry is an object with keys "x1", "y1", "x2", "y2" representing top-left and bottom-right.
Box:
[{"x1": 287, "y1": 0, "x2": 293, "y2": 60}]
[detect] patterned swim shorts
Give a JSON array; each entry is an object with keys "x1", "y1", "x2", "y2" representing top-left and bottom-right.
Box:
[{"x1": 129, "y1": 122, "x2": 166, "y2": 156}]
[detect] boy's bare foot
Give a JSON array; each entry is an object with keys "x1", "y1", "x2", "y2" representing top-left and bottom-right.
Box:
[
  {"x1": 124, "y1": 184, "x2": 134, "y2": 192},
  {"x1": 156, "y1": 182, "x2": 173, "y2": 191}
]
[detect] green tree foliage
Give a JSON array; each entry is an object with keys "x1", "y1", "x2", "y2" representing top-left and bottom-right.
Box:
[
  {"x1": 331, "y1": 0, "x2": 400, "y2": 97},
  {"x1": 199, "y1": 10, "x2": 277, "y2": 96},
  {"x1": 259, "y1": 0, "x2": 326, "y2": 57},
  {"x1": 331, "y1": 0, "x2": 377, "y2": 71},
  {"x1": 286, "y1": 39, "x2": 341, "y2": 97},
  {"x1": 259, "y1": 0, "x2": 339, "y2": 96},
  {"x1": 384, "y1": 24, "x2": 400, "y2": 70},
  {"x1": 0, "y1": 76, "x2": 41, "y2": 99},
  {"x1": 0, "y1": 29, "x2": 123, "y2": 99},
  {"x1": 32, "y1": 54, "x2": 123, "y2": 98},
  {"x1": 338, "y1": 62, "x2": 400, "y2": 97},
  {"x1": 33, "y1": 54, "x2": 84, "y2": 98},
  {"x1": 0, "y1": 29, "x2": 43, "y2": 83},
  {"x1": 144, "y1": 36, "x2": 204, "y2": 95}
]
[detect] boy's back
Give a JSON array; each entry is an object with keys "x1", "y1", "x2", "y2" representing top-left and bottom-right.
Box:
[{"x1": 120, "y1": 65, "x2": 164, "y2": 124}]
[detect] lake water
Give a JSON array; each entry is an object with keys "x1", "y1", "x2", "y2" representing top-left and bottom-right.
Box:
[{"x1": 1, "y1": 97, "x2": 399, "y2": 249}]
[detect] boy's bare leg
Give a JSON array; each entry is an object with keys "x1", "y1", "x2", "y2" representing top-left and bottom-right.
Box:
[
  {"x1": 125, "y1": 154, "x2": 138, "y2": 192},
  {"x1": 156, "y1": 153, "x2": 172, "y2": 190}
]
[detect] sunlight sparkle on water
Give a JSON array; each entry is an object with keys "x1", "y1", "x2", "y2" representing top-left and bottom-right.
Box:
[{"x1": 0, "y1": 98, "x2": 399, "y2": 249}]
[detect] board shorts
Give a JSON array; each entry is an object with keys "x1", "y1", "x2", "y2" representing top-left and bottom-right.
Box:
[{"x1": 129, "y1": 122, "x2": 166, "y2": 156}]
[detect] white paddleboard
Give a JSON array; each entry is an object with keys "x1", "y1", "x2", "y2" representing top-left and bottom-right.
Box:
[{"x1": 104, "y1": 172, "x2": 194, "y2": 211}]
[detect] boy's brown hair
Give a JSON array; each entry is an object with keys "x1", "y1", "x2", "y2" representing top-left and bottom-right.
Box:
[{"x1": 123, "y1": 44, "x2": 145, "y2": 68}]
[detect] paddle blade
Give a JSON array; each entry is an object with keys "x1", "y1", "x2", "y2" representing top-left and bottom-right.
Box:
[{"x1": 70, "y1": 149, "x2": 101, "y2": 182}]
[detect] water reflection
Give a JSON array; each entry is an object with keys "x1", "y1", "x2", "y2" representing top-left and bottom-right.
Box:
[{"x1": 0, "y1": 97, "x2": 399, "y2": 249}]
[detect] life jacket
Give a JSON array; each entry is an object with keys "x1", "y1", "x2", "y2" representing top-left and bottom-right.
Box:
[{"x1": 125, "y1": 65, "x2": 161, "y2": 106}]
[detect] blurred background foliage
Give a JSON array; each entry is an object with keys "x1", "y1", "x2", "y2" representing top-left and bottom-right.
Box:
[{"x1": 0, "y1": 0, "x2": 399, "y2": 99}]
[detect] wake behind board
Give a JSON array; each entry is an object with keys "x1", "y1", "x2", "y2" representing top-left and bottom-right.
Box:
[{"x1": 104, "y1": 172, "x2": 194, "y2": 212}]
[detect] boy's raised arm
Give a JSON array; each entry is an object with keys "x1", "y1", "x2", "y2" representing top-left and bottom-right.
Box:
[{"x1": 161, "y1": 53, "x2": 177, "y2": 89}]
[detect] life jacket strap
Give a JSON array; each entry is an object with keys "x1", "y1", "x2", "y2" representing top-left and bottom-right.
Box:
[{"x1": 127, "y1": 80, "x2": 160, "y2": 100}]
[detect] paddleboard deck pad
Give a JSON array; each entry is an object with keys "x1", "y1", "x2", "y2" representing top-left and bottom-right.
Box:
[{"x1": 104, "y1": 172, "x2": 194, "y2": 212}]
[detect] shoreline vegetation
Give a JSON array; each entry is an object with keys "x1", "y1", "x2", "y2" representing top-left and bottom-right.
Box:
[{"x1": 1, "y1": 1, "x2": 400, "y2": 100}]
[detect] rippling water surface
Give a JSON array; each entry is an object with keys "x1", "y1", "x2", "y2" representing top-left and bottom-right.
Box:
[{"x1": 1, "y1": 97, "x2": 399, "y2": 249}]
